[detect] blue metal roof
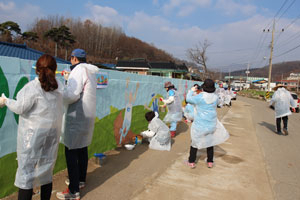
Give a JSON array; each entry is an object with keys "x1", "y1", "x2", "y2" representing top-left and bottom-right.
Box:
[
  {"x1": 252, "y1": 79, "x2": 266, "y2": 83},
  {"x1": 0, "y1": 41, "x2": 70, "y2": 64},
  {"x1": 101, "y1": 63, "x2": 116, "y2": 69}
]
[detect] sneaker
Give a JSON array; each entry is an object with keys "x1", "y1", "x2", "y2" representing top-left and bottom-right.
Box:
[
  {"x1": 283, "y1": 128, "x2": 289, "y2": 136},
  {"x1": 276, "y1": 131, "x2": 283, "y2": 135},
  {"x1": 170, "y1": 131, "x2": 176, "y2": 138},
  {"x1": 65, "y1": 179, "x2": 85, "y2": 189},
  {"x1": 184, "y1": 160, "x2": 196, "y2": 169},
  {"x1": 207, "y1": 162, "x2": 213, "y2": 168},
  {"x1": 56, "y1": 188, "x2": 80, "y2": 200}
]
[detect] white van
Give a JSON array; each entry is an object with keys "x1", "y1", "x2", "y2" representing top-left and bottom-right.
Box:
[{"x1": 291, "y1": 93, "x2": 299, "y2": 113}]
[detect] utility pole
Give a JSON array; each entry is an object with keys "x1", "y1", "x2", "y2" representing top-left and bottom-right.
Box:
[
  {"x1": 297, "y1": 75, "x2": 299, "y2": 93},
  {"x1": 246, "y1": 62, "x2": 250, "y2": 83},
  {"x1": 229, "y1": 69, "x2": 231, "y2": 86},
  {"x1": 267, "y1": 20, "x2": 275, "y2": 92},
  {"x1": 263, "y1": 19, "x2": 284, "y2": 91}
]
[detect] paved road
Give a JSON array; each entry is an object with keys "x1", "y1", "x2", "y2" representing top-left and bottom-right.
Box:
[
  {"x1": 238, "y1": 96, "x2": 300, "y2": 200},
  {"x1": 131, "y1": 98, "x2": 273, "y2": 200}
]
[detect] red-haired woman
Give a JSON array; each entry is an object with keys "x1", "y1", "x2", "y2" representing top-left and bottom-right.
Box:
[{"x1": 0, "y1": 54, "x2": 63, "y2": 200}]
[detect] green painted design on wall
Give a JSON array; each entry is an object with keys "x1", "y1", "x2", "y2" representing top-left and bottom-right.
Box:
[
  {"x1": 127, "y1": 105, "x2": 149, "y2": 135},
  {"x1": 89, "y1": 113, "x2": 120, "y2": 157},
  {"x1": 0, "y1": 66, "x2": 9, "y2": 128},
  {"x1": 0, "y1": 152, "x2": 17, "y2": 198},
  {"x1": 13, "y1": 77, "x2": 29, "y2": 124},
  {"x1": 53, "y1": 144, "x2": 67, "y2": 174},
  {"x1": 110, "y1": 105, "x2": 119, "y2": 114}
]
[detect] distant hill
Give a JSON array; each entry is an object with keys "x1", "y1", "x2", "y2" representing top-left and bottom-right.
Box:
[
  {"x1": 3, "y1": 16, "x2": 175, "y2": 64},
  {"x1": 230, "y1": 61, "x2": 300, "y2": 80}
]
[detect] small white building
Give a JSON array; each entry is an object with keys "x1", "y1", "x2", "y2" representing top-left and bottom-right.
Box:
[
  {"x1": 230, "y1": 81, "x2": 250, "y2": 90},
  {"x1": 287, "y1": 73, "x2": 300, "y2": 80}
]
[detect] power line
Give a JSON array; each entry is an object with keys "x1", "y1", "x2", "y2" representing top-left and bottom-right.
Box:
[
  {"x1": 273, "y1": 13, "x2": 300, "y2": 47},
  {"x1": 250, "y1": 0, "x2": 293, "y2": 67},
  {"x1": 276, "y1": 31, "x2": 300, "y2": 48},
  {"x1": 207, "y1": 47, "x2": 257, "y2": 54},
  {"x1": 283, "y1": 12, "x2": 300, "y2": 30},
  {"x1": 274, "y1": 0, "x2": 289, "y2": 19},
  {"x1": 276, "y1": 0, "x2": 296, "y2": 22},
  {"x1": 274, "y1": 42, "x2": 300, "y2": 57}
]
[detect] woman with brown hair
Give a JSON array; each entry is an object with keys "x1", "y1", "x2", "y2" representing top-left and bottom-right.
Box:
[{"x1": 0, "y1": 54, "x2": 63, "y2": 200}]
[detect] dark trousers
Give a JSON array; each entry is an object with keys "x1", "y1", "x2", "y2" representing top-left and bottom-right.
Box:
[
  {"x1": 188, "y1": 146, "x2": 214, "y2": 163},
  {"x1": 276, "y1": 116, "x2": 288, "y2": 132},
  {"x1": 18, "y1": 182, "x2": 52, "y2": 200},
  {"x1": 65, "y1": 146, "x2": 88, "y2": 193}
]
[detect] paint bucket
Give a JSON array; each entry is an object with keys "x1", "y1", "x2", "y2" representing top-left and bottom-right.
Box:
[
  {"x1": 132, "y1": 135, "x2": 142, "y2": 145},
  {"x1": 94, "y1": 153, "x2": 106, "y2": 166}
]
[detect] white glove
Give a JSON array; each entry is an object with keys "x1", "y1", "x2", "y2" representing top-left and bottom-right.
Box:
[
  {"x1": 0, "y1": 93, "x2": 7, "y2": 108},
  {"x1": 63, "y1": 71, "x2": 70, "y2": 80},
  {"x1": 141, "y1": 130, "x2": 155, "y2": 138},
  {"x1": 191, "y1": 86, "x2": 196, "y2": 92}
]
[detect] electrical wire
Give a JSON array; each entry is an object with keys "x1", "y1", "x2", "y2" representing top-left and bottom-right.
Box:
[
  {"x1": 276, "y1": 31, "x2": 300, "y2": 49},
  {"x1": 207, "y1": 47, "x2": 257, "y2": 54},
  {"x1": 274, "y1": 0, "x2": 290, "y2": 19},
  {"x1": 276, "y1": 0, "x2": 296, "y2": 22},
  {"x1": 250, "y1": 0, "x2": 295, "y2": 68},
  {"x1": 273, "y1": 2, "x2": 299, "y2": 46},
  {"x1": 274, "y1": 12, "x2": 300, "y2": 48},
  {"x1": 274, "y1": 43, "x2": 300, "y2": 58}
]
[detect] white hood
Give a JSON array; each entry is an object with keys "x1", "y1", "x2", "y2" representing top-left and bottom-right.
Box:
[
  {"x1": 203, "y1": 92, "x2": 218, "y2": 104},
  {"x1": 81, "y1": 63, "x2": 100, "y2": 74}
]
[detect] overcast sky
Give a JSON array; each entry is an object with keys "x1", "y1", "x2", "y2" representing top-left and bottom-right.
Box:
[{"x1": 1, "y1": 0, "x2": 300, "y2": 72}]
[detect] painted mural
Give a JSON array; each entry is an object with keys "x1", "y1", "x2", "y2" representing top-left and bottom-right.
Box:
[{"x1": 0, "y1": 55, "x2": 201, "y2": 198}]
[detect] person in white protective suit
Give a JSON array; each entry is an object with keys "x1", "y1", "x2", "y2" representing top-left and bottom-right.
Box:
[
  {"x1": 224, "y1": 87, "x2": 232, "y2": 107},
  {"x1": 56, "y1": 49, "x2": 99, "y2": 200},
  {"x1": 0, "y1": 54, "x2": 63, "y2": 200},
  {"x1": 216, "y1": 83, "x2": 226, "y2": 107},
  {"x1": 184, "y1": 79, "x2": 229, "y2": 169},
  {"x1": 160, "y1": 82, "x2": 183, "y2": 137},
  {"x1": 270, "y1": 84, "x2": 296, "y2": 136},
  {"x1": 183, "y1": 84, "x2": 202, "y2": 122},
  {"x1": 140, "y1": 111, "x2": 171, "y2": 151}
]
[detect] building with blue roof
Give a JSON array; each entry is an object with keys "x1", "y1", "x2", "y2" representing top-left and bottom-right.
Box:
[{"x1": 0, "y1": 41, "x2": 70, "y2": 64}]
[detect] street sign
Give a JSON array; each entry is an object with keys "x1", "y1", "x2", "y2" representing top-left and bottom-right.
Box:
[{"x1": 266, "y1": 91, "x2": 270, "y2": 99}]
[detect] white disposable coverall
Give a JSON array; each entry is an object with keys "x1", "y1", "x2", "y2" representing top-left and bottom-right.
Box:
[
  {"x1": 61, "y1": 63, "x2": 99, "y2": 149},
  {"x1": 148, "y1": 114, "x2": 171, "y2": 151},
  {"x1": 186, "y1": 90, "x2": 229, "y2": 149},
  {"x1": 216, "y1": 87, "x2": 225, "y2": 107},
  {"x1": 270, "y1": 87, "x2": 296, "y2": 118},
  {"x1": 163, "y1": 89, "x2": 182, "y2": 123},
  {"x1": 5, "y1": 78, "x2": 63, "y2": 189}
]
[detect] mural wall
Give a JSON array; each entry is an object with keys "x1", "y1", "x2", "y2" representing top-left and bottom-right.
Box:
[{"x1": 0, "y1": 55, "x2": 201, "y2": 198}]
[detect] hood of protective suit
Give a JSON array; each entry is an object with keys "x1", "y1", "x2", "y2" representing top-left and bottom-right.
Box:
[
  {"x1": 202, "y1": 92, "x2": 218, "y2": 104},
  {"x1": 80, "y1": 63, "x2": 100, "y2": 74}
]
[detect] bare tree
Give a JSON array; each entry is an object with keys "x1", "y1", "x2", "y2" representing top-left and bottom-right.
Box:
[
  {"x1": 18, "y1": 15, "x2": 174, "y2": 62},
  {"x1": 187, "y1": 39, "x2": 211, "y2": 78}
]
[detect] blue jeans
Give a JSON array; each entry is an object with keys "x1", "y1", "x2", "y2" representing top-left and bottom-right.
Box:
[{"x1": 170, "y1": 121, "x2": 177, "y2": 131}]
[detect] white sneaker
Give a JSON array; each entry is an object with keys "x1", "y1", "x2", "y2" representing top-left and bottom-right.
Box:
[{"x1": 56, "y1": 188, "x2": 80, "y2": 200}]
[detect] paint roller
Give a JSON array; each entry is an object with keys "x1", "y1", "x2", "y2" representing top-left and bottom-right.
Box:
[{"x1": 32, "y1": 66, "x2": 68, "y2": 75}]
